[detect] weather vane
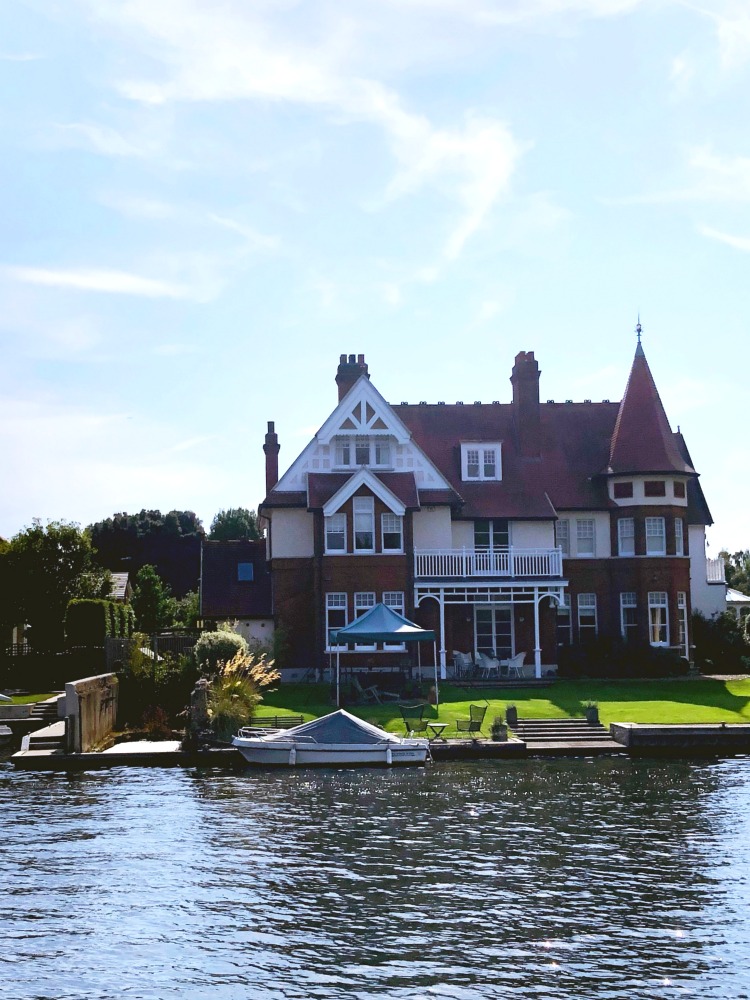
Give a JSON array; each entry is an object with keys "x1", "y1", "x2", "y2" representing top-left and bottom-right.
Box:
[{"x1": 635, "y1": 314, "x2": 642, "y2": 344}]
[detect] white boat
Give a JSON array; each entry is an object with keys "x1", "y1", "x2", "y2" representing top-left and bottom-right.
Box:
[{"x1": 232, "y1": 709, "x2": 430, "y2": 767}]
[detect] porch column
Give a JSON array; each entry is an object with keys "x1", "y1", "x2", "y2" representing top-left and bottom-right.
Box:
[
  {"x1": 533, "y1": 587, "x2": 542, "y2": 679},
  {"x1": 439, "y1": 591, "x2": 447, "y2": 679}
]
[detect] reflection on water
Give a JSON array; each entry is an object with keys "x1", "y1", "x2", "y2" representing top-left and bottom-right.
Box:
[{"x1": 2, "y1": 755, "x2": 750, "y2": 999}]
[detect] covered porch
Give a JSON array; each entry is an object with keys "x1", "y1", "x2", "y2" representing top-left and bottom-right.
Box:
[{"x1": 414, "y1": 580, "x2": 567, "y2": 681}]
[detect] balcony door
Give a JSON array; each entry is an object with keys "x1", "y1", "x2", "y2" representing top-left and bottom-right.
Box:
[
  {"x1": 474, "y1": 606, "x2": 513, "y2": 660},
  {"x1": 474, "y1": 519, "x2": 510, "y2": 575}
]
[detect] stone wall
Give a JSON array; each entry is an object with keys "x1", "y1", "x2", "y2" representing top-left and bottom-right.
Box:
[{"x1": 65, "y1": 674, "x2": 118, "y2": 753}]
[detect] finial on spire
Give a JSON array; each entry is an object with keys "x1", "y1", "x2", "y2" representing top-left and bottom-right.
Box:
[{"x1": 635, "y1": 314, "x2": 642, "y2": 344}]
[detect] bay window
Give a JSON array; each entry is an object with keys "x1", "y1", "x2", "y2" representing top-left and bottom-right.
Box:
[
  {"x1": 620, "y1": 592, "x2": 637, "y2": 642},
  {"x1": 645, "y1": 517, "x2": 666, "y2": 555},
  {"x1": 675, "y1": 518, "x2": 684, "y2": 556},
  {"x1": 577, "y1": 593, "x2": 597, "y2": 641},
  {"x1": 617, "y1": 518, "x2": 635, "y2": 556},
  {"x1": 326, "y1": 593, "x2": 347, "y2": 650},
  {"x1": 576, "y1": 519, "x2": 595, "y2": 557},
  {"x1": 648, "y1": 592, "x2": 669, "y2": 646},
  {"x1": 555, "y1": 519, "x2": 570, "y2": 557},
  {"x1": 383, "y1": 592, "x2": 406, "y2": 650},
  {"x1": 354, "y1": 592, "x2": 376, "y2": 650}
]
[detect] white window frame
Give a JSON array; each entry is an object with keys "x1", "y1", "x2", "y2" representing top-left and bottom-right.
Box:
[
  {"x1": 461, "y1": 442, "x2": 502, "y2": 482},
  {"x1": 355, "y1": 435, "x2": 370, "y2": 465},
  {"x1": 326, "y1": 593, "x2": 348, "y2": 651},
  {"x1": 577, "y1": 593, "x2": 597, "y2": 639},
  {"x1": 381, "y1": 513, "x2": 403, "y2": 553},
  {"x1": 383, "y1": 591, "x2": 406, "y2": 650},
  {"x1": 645, "y1": 517, "x2": 666, "y2": 556},
  {"x1": 556, "y1": 601, "x2": 573, "y2": 648},
  {"x1": 677, "y1": 592, "x2": 688, "y2": 657},
  {"x1": 374, "y1": 437, "x2": 392, "y2": 467},
  {"x1": 620, "y1": 592, "x2": 637, "y2": 642},
  {"x1": 648, "y1": 591, "x2": 669, "y2": 646},
  {"x1": 555, "y1": 519, "x2": 569, "y2": 557},
  {"x1": 674, "y1": 518, "x2": 684, "y2": 556},
  {"x1": 576, "y1": 519, "x2": 595, "y2": 557},
  {"x1": 617, "y1": 518, "x2": 635, "y2": 557},
  {"x1": 335, "y1": 437, "x2": 351, "y2": 468},
  {"x1": 354, "y1": 592, "x2": 376, "y2": 650},
  {"x1": 325, "y1": 513, "x2": 347, "y2": 554},
  {"x1": 353, "y1": 496, "x2": 375, "y2": 553}
]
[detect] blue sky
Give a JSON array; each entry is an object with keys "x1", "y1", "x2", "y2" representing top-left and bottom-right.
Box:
[{"x1": 1, "y1": 0, "x2": 748, "y2": 554}]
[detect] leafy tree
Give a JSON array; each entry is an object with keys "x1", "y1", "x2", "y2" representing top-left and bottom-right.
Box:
[
  {"x1": 173, "y1": 590, "x2": 200, "y2": 630},
  {"x1": 209, "y1": 507, "x2": 260, "y2": 541},
  {"x1": 721, "y1": 550, "x2": 750, "y2": 596},
  {"x1": 3, "y1": 519, "x2": 110, "y2": 650},
  {"x1": 88, "y1": 509, "x2": 204, "y2": 597},
  {"x1": 131, "y1": 565, "x2": 177, "y2": 633},
  {"x1": 692, "y1": 611, "x2": 750, "y2": 674}
]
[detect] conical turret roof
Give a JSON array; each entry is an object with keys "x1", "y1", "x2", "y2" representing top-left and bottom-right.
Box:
[{"x1": 607, "y1": 342, "x2": 695, "y2": 476}]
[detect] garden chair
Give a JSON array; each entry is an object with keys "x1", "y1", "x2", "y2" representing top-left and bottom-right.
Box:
[
  {"x1": 500, "y1": 652, "x2": 526, "y2": 679},
  {"x1": 477, "y1": 652, "x2": 501, "y2": 680},
  {"x1": 452, "y1": 651, "x2": 475, "y2": 678},
  {"x1": 399, "y1": 704, "x2": 429, "y2": 736},
  {"x1": 353, "y1": 677, "x2": 401, "y2": 704},
  {"x1": 455, "y1": 704, "x2": 487, "y2": 738}
]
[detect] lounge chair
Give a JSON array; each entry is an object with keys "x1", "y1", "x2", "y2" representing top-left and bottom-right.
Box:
[
  {"x1": 352, "y1": 677, "x2": 401, "y2": 704},
  {"x1": 455, "y1": 704, "x2": 487, "y2": 738}
]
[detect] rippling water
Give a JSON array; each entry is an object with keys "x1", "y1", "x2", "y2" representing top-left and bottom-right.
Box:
[{"x1": 3, "y1": 753, "x2": 750, "y2": 999}]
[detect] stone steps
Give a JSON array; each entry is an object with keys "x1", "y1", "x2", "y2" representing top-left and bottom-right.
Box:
[
  {"x1": 514, "y1": 717, "x2": 611, "y2": 742},
  {"x1": 24, "y1": 720, "x2": 66, "y2": 754}
]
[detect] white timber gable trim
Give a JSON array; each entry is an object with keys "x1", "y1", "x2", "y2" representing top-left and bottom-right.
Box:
[
  {"x1": 273, "y1": 374, "x2": 453, "y2": 493},
  {"x1": 322, "y1": 468, "x2": 406, "y2": 517}
]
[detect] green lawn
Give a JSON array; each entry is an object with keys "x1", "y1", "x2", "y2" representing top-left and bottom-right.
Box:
[
  {"x1": 256, "y1": 678, "x2": 750, "y2": 734},
  {"x1": 5, "y1": 692, "x2": 58, "y2": 705}
]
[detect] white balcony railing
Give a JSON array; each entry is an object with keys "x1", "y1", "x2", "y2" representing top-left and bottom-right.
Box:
[
  {"x1": 706, "y1": 557, "x2": 726, "y2": 584},
  {"x1": 414, "y1": 547, "x2": 563, "y2": 580}
]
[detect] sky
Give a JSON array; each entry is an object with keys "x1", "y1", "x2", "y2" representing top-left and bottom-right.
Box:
[{"x1": 1, "y1": 0, "x2": 748, "y2": 555}]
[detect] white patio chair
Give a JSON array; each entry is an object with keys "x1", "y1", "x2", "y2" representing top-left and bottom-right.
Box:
[
  {"x1": 477, "y1": 652, "x2": 501, "y2": 679},
  {"x1": 502, "y1": 652, "x2": 526, "y2": 679}
]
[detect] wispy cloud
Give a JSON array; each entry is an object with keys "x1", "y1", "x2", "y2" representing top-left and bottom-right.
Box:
[
  {"x1": 604, "y1": 145, "x2": 750, "y2": 204},
  {"x1": 53, "y1": 122, "x2": 161, "y2": 158},
  {"x1": 87, "y1": 1, "x2": 524, "y2": 262},
  {"x1": 698, "y1": 224, "x2": 750, "y2": 251},
  {"x1": 0, "y1": 52, "x2": 43, "y2": 62},
  {"x1": 3, "y1": 265, "x2": 192, "y2": 299}
]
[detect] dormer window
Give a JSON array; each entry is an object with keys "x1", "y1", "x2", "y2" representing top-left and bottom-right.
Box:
[{"x1": 461, "y1": 442, "x2": 502, "y2": 482}]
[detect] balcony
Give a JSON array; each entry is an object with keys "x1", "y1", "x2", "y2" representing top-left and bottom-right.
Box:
[
  {"x1": 706, "y1": 557, "x2": 726, "y2": 584},
  {"x1": 414, "y1": 547, "x2": 564, "y2": 580}
]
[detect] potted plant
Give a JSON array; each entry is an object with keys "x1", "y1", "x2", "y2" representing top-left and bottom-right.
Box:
[
  {"x1": 491, "y1": 716, "x2": 508, "y2": 742},
  {"x1": 505, "y1": 704, "x2": 518, "y2": 728},
  {"x1": 583, "y1": 700, "x2": 599, "y2": 724}
]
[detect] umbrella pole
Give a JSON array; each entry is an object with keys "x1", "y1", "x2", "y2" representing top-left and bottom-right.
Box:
[
  {"x1": 336, "y1": 649, "x2": 340, "y2": 708},
  {"x1": 433, "y1": 639, "x2": 439, "y2": 708}
]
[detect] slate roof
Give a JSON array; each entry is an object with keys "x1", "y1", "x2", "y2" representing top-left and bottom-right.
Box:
[{"x1": 200, "y1": 540, "x2": 272, "y2": 619}]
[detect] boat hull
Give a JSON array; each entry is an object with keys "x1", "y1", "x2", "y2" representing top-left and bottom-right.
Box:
[{"x1": 232, "y1": 737, "x2": 429, "y2": 768}]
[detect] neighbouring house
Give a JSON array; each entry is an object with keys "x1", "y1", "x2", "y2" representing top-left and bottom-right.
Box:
[
  {"x1": 727, "y1": 587, "x2": 750, "y2": 622},
  {"x1": 199, "y1": 539, "x2": 274, "y2": 647},
  {"x1": 109, "y1": 572, "x2": 133, "y2": 603},
  {"x1": 258, "y1": 339, "x2": 724, "y2": 680}
]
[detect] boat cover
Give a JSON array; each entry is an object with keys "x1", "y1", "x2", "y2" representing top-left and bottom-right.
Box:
[{"x1": 256, "y1": 709, "x2": 404, "y2": 745}]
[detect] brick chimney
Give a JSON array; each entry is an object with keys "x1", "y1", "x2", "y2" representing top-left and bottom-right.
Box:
[
  {"x1": 335, "y1": 353, "x2": 369, "y2": 401},
  {"x1": 263, "y1": 420, "x2": 280, "y2": 494},
  {"x1": 510, "y1": 351, "x2": 541, "y2": 458}
]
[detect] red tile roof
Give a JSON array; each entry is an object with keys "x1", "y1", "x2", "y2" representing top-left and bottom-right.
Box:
[
  {"x1": 200, "y1": 540, "x2": 272, "y2": 619},
  {"x1": 607, "y1": 344, "x2": 695, "y2": 475}
]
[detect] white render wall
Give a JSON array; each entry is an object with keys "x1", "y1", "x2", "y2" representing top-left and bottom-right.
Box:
[
  {"x1": 233, "y1": 619, "x2": 275, "y2": 645},
  {"x1": 689, "y1": 525, "x2": 727, "y2": 617},
  {"x1": 608, "y1": 477, "x2": 689, "y2": 508},
  {"x1": 557, "y1": 511, "x2": 612, "y2": 558},
  {"x1": 451, "y1": 520, "x2": 475, "y2": 549},
  {"x1": 511, "y1": 521, "x2": 555, "y2": 548},
  {"x1": 270, "y1": 509, "x2": 315, "y2": 558},
  {"x1": 413, "y1": 507, "x2": 453, "y2": 548}
]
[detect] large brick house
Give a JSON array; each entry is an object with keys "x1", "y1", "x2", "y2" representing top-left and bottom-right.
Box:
[{"x1": 259, "y1": 341, "x2": 725, "y2": 679}]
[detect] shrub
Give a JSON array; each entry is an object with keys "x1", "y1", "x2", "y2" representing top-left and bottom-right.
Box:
[
  {"x1": 693, "y1": 611, "x2": 750, "y2": 674},
  {"x1": 558, "y1": 637, "x2": 689, "y2": 679},
  {"x1": 65, "y1": 598, "x2": 119, "y2": 646},
  {"x1": 194, "y1": 629, "x2": 248, "y2": 675},
  {"x1": 208, "y1": 649, "x2": 280, "y2": 742}
]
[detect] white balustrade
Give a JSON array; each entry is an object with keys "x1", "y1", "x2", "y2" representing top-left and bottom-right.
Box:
[
  {"x1": 706, "y1": 557, "x2": 726, "y2": 584},
  {"x1": 414, "y1": 547, "x2": 563, "y2": 579}
]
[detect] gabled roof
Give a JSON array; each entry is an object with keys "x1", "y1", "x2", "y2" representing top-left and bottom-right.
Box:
[
  {"x1": 607, "y1": 343, "x2": 695, "y2": 476},
  {"x1": 200, "y1": 540, "x2": 272, "y2": 620},
  {"x1": 309, "y1": 471, "x2": 419, "y2": 513}
]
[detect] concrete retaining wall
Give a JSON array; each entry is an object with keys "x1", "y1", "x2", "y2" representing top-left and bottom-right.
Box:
[
  {"x1": 65, "y1": 674, "x2": 118, "y2": 753},
  {"x1": 612, "y1": 722, "x2": 750, "y2": 754}
]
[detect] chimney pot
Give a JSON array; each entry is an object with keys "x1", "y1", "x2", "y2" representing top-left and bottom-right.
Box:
[{"x1": 335, "y1": 352, "x2": 370, "y2": 401}]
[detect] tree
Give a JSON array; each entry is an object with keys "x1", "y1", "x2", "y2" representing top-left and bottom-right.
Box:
[
  {"x1": 88, "y1": 509, "x2": 204, "y2": 597},
  {"x1": 3, "y1": 520, "x2": 110, "y2": 649},
  {"x1": 193, "y1": 629, "x2": 248, "y2": 674},
  {"x1": 173, "y1": 590, "x2": 200, "y2": 630},
  {"x1": 721, "y1": 550, "x2": 750, "y2": 596},
  {"x1": 209, "y1": 508, "x2": 259, "y2": 541},
  {"x1": 131, "y1": 565, "x2": 177, "y2": 634}
]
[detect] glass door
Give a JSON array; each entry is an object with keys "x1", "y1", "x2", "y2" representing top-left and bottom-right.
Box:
[{"x1": 474, "y1": 606, "x2": 513, "y2": 659}]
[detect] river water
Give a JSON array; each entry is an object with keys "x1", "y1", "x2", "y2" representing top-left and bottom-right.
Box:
[{"x1": 2, "y1": 753, "x2": 750, "y2": 1000}]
